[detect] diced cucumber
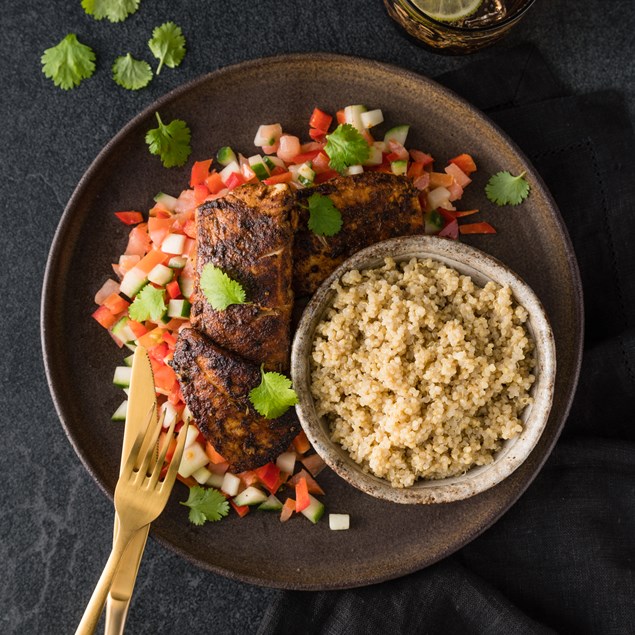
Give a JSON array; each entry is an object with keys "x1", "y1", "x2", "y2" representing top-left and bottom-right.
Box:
[
  {"x1": 120, "y1": 267, "x2": 148, "y2": 299},
  {"x1": 192, "y1": 466, "x2": 213, "y2": 485},
  {"x1": 258, "y1": 494, "x2": 283, "y2": 511},
  {"x1": 391, "y1": 160, "x2": 408, "y2": 176},
  {"x1": 329, "y1": 514, "x2": 350, "y2": 530},
  {"x1": 124, "y1": 342, "x2": 137, "y2": 353},
  {"x1": 344, "y1": 165, "x2": 364, "y2": 176},
  {"x1": 161, "y1": 233, "x2": 186, "y2": 255},
  {"x1": 216, "y1": 146, "x2": 237, "y2": 166},
  {"x1": 148, "y1": 263, "x2": 174, "y2": 286},
  {"x1": 253, "y1": 123, "x2": 282, "y2": 147},
  {"x1": 123, "y1": 353, "x2": 135, "y2": 367},
  {"x1": 153, "y1": 192, "x2": 177, "y2": 212},
  {"x1": 363, "y1": 144, "x2": 383, "y2": 166},
  {"x1": 111, "y1": 400, "x2": 128, "y2": 421},
  {"x1": 123, "y1": 388, "x2": 130, "y2": 396},
  {"x1": 113, "y1": 366, "x2": 132, "y2": 388},
  {"x1": 300, "y1": 494, "x2": 325, "y2": 524},
  {"x1": 221, "y1": 472, "x2": 241, "y2": 497},
  {"x1": 182, "y1": 404, "x2": 193, "y2": 424},
  {"x1": 233, "y1": 486, "x2": 268, "y2": 507},
  {"x1": 276, "y1": 451, "x2": 296, "y2": 474},
  {"x1": 248, "y1": 155, "x2": 270, "y2": 181},
  {"x1": 425, "y1": 210, "x2": 444, "y2": 234},
  {"x1": 219, "y1": 160, "x2": 241, "y2": 184},
  {"x1": 162, "y1": 401, "x2": 180, "y2": 430},
  {"x1": 178, "y1": 442, "x2": 209, "y2": 479},
  {"x1": 297, "y1": 161, "x2": 316, "y2": 186},
  {"x1": 179, "y1": 277, "x2": 194, "y2": 301},
  {"x1": 184, "y1": 424, "x2": 200, "y2": 448},
  {"x1": 168, "y1": 256, "x2": 187, "y2": 269},
  {"x1": 263, "y1": 155, "x2": 285, "y2": 170},
  {"x1": 206, "y1": 472, "x2": 225, "y2": 489},
  {"x1": 344, "y1": 105, "x2": 367, "y2": 131},
  {"x1": 384, "y1": 125, "x2": 410, "y2": 146},
  {"x1": 168, "y1": 298, "x2": 191, "y2": 319},
  {"x1": 111, "y1": 317, "x2": 136, "y2": 345},
  {"x1": 427, "y1": 186, "x2": 451, "y2": 211},
  {"x1": 360, "y1": 109, "x2": 384, "y2": 129}
]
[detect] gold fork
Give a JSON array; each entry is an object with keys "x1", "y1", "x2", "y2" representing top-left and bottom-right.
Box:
[{"x1": 75, "y1": 406, "x2": 188, "y2": 635}]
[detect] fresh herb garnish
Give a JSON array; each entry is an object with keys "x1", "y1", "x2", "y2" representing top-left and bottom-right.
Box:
[
  {"x1": 306, "y1": 193, "x2": 343, "y2": 236},
  {"x1": 180, "y1": 486, "x2": 229, "y2": 526},
  {"x1": 145, "y1": 112, "x2": 192, "y2": 168},
  {"x1": 128, "y1": 284, "x2": 166, "y2": 321},
  {"x1": 148, "y1": 22, "x2": 186, "y2": 75},
  {"x1": 200, "y1": 264, "x2": 247, "y2": 311},
  {"x1": 324, "y1": 124, "x2": 370, "y2": 174},
  {"x1": 41, "y1": 34, "x2": 96, "y2": 90},
  {"x1": 81, "y1": 0, "x2": 140, "y2": 23},
  {"x1": 485, "y1": 171, "x2": 530, "y2": 206},
  {"x1": 249, "y1": 366, "x2": 298, "y2": 419},
  {"x1": 112, "y1": 54, "x2": 152, "y2": 90}
]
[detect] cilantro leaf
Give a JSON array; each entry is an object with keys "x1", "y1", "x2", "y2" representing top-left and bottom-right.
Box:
[
  {"x1": 145, "y1": 112, "x2": 192, "y2": 168},
  {"x1": 324, "y1": 124, "x2": 370, "y2": 174},
  {"x1": 128, "y1": 284, "x2": 166, "y2": 321},
  {"x1": 148, "y1": 22, "x2": 186, "y2": 75},
  {"x1": 41, "y1": 34, "x2": 96, "y2": 90},
  {"x1": 180, "y1": 486, "x2": 229, "y2": 526},
  {"x1": 82, "y1": 0, "x2": 140, "y2": 23},
  {"x1": 112, "y1": 54, "x2": 152, "y2": 90},
  {"x1": 200, "y1": 264, "x2": 247, "y2": 311},
  {"x1": 485, "y1": 171, "x2": 531, "y2": 206},
  {"x1": 249, "y1": 366, "x2": 298, "y2": 419},
  {"x1": 307, "y1": 193, "x2": 343, "y2": 236}
]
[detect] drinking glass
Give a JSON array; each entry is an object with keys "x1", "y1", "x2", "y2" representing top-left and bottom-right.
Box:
[{"x1": 384, "y1": 0, "x2": 536, "y2": 54}]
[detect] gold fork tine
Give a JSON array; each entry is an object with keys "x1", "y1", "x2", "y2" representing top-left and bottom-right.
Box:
[
  {"x1": 135, "y1": 410, "x2": 166, "y2": 481},
  {"x1": 120, "y1": 404, "x2": 156, "y2": 479},
  {"x1": 147, "y1": 417, "x2": 178, "y2": 488}
]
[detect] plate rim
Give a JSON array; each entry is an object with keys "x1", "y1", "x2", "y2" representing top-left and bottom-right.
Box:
[{"x1": 41, "y1": 52, "x2": 584, "y2": 590}]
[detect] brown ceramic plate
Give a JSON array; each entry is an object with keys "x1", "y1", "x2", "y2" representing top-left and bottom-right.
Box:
[{"x1": 41, "y1": 54, "x2": 583, "y2": 590}]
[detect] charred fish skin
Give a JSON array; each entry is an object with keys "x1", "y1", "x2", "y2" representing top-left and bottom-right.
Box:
[
  {"x1": 191, "y1": 182, "x2": 297, "y2": 371},
  {"x1": 172, "y1": 328, "x2": 299, "y2": 472},
  {"x1": 293, "y1": 172, "x2": 424, "y2": 296}
]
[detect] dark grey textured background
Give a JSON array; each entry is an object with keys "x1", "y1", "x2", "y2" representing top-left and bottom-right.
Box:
[{"x1": 1, "y1": 1, "x2": 633, "y2": 634}]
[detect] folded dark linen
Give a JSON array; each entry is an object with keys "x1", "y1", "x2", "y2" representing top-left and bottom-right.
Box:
[{"x1": 258, "y1": 45, "x2": 635, "y2": 635}]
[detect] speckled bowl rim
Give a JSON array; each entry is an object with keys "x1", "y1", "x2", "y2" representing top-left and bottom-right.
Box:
[{"x1": 291, "y1": 236, "x2": 556, "y2": 504}]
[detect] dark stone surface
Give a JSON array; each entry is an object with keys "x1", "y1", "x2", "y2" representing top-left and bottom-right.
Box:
[{"x1": 1, "y1": 1, "x2": 632, "y2": 633}]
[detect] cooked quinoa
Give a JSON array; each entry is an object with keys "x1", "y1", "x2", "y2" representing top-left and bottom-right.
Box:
[{"x1": 310, "y1": 257, "x2": 535, "y2": 488}]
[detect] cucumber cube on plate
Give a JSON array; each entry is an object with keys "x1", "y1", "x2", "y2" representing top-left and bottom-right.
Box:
[
  {"x1": 113, "y1": 365, "x2": 132, "y2": 387},
  {"x1": 111, "y1": 400, "x2": 128, "y2": 421}
]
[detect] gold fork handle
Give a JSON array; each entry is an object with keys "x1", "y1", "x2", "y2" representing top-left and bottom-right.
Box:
[{"x1": 75, "y1": 525, "x2": 140, "y2": 635}]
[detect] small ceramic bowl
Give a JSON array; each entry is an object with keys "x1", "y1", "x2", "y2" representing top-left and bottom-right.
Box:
[{"x1": 291, "y1": 236, "x2": 556, "y2": 504}]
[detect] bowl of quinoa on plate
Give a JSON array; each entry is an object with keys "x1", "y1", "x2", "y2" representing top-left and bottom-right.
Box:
[{"x1": 291, "y1": 236, "x2": 556, "y2": 504}]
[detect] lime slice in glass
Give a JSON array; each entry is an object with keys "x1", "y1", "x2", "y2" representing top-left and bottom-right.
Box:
[{"x1": 411, "y1": 0, "x2": 484, "y2": 22}]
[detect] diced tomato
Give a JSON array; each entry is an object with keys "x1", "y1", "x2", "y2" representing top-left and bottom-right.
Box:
[
  {"x1": 311, "y1": 152, "x2": 331, "y2": 173},
  {"x1": 309, "y1": 128, "x2": 327, "y2": 142},
  {"x1": 167, "y1": 382, "x2": 183, "y2": 406},
  {"x1": 125, "y1": 224, "x2": 151, "y2": 257},
  {"x1": 204, "y1": 172, "x2": 225, "y2": 195},
  {"x1": 438, "y1": 208, "x2": 457, "y2": 224},
  {"x1": 118, "y1": 254, "x2": 141, "y2": 275},
  {"x1": 445, "y1": 162, "x2": 471, "y2": 188},
  {"x1": 314, "y1": 169, "x2": 339, "y2": 183},
  {"x1": 102, "y1": 293, "x2": 129, "y2": 315},
  {"x1": 177, "y1": 474, "x2": 197, "y2": 488},
  {"x1": 205, "y1": 442, "x2": 227, "y2": 465},
  {"x1": 292, "y1": 431, "x2": 311, "y2": 455},
  {"x1": 150, "y1": 207, "x2": 172, "y2": 219},
  {"x1": 300, "y1": 454, "x2": 326, "y2": 477},
  {"x1": 449, "y1": 153, "x2": 477, "y2": 175},
  {"x1": 115, "y1": 211, "x2": 143, "y2": 225},
  {"x1": 166, "y1": 280, "x2": 181, "y2": 299},
  {"x1": 183, "y1": 219, "x2": 196, "y2": 239},
  {"x1": 447, "y1": 179, "x2": 464, "y2": 202},
  {"x1": 413, "y1": 173, "x2": 430, "y2": 191},
  {"x1": 230, "y1": 500, "x2": 250, "y2": 518},
  {"x1": 182, "y1": 238, "x2": 196, "y2": 258},
  {"x1": 309, "y1": 108, "x2": 333, "y2": 132},
  {"x1": 255, "y1": 462, "x2": 283, "y2": 494},
  {"x1": 439, "y1": 219, "x2": 459, "y2": 240},
  {"x1": 280, "y1": 498, "x2": 296, "y2": 522},
  {"x1": 295, "y1": 477, "x2": 310, "y2": 513},
  {"x1": 429, "y1": 172, "x2": 454, "y2": 188},
  {"x1": 277, "y1": 135, "x2": 302, "y2": 163},
  {"x1": 190, "y1": 159, "x2": 213, "y2": 187},
  {"x1": 262, "y1": 142, "x2": 280, "y2": 155},
  {"x1": 336, "y1": 109, "x2": 346, "y2": 125},
  {"x1": 127, "y1": 319, "x2": 148, "y2": 339},
  {"x1": 238, "y1": 471, "x2": 260, "y2": 487},
  {"x1": 289, "y1": 469, "x2": 325, "y2": 496},
  {"x1": 92, "y1": 305, "x2": 117, "y2": 329},
  {"x1": 148, "y1": 341, "x2": 169, "y2": 363},
  {"x1": 459, "y1": 222, "x2": 496, "y2": 235},
  {"x1": 136, "y1": 249, "x2": 168, "y2": 274},
  {"x1": 148, "y1": 217, "x2": 173, "y2": 247},
  {"x1": 290, "y1": 149, "x2": 322, "y2": 165},
  {"x1": 137, "y1": 326, "x2": 164, "y2": 349},
  {"x1": 225, "y1": 172, "x2": 247, "y2": 190},
  {"x1": 409, "y1": 149, "x2": 434, "y2": 166},
  {"x1": 208, "y1": 461, "x2": 229, "y2": 475},
  {"x1": 407, "y1": 162, "x2": 424, "y2": 179},
  {"x1": 454, "y1": 209, "x2": 479, "y2": 218},
  {"x1": 153, "y1": 363, "x2": 177, "y2": 393},
  {"x1": 193, "y1": 183, "x2": 209, "y2": 205},
  {"x1": 263, "y1": 171, "x2": 293, "y2": 185}
]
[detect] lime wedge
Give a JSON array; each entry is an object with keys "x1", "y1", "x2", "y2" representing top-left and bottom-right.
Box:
[{"x1": 412, "y1": 0, "x2": 484, "y2": 22}]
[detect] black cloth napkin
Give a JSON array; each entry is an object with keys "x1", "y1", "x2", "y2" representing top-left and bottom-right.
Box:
[{"x1": 258, "y1": 45, "x2": 635, "y2": 635}]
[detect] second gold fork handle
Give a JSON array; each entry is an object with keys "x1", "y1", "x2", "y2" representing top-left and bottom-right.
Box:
[{"x1": 75, "y1": 524, "x2": 144, "y2": 635}]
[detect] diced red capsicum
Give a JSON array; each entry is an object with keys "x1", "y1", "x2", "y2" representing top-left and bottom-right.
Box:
[
  {"x1": 309, "y1": 108, "x2": 333, "y2": 132},
  {"x1": 292, "y1": 431, "x2": 311, "y2": 454},
  {"x1": 102, "y1": 293, "x2": 129, "y2": 315},
  {"x1": 92, "y1": 305, "x2": 118, "y2": 329},
  {"x1": 263, "y1": 172, "x2": 293, "y2": 185},
  {"x1": 115, "y1": 211, "x2": 144, "y2": 225},
  {"x1": 295, "y1": 477, "x2": 310, "y2": 513},
  {"x1": 190, "y1": 159, "x2": 213, "y2": 187},
  {"x1": 255, "y1": 462, "x2": 283, "y2": 494},
  {"x1": 225, "y1": 172, "x2": 247, "y2": 190},
  {"x1": 230, "y1": 500, "x2": 250, "y2": 518},
  {"x1": 204, "y1": 172, "x2": 225, "y2": 195},
  {"x1": 459, "y1": 222, "x2": 496, "y2": 235},
  {"x1": 280, "y1": 498, "x2": 295, "y2": 522},
  {"x1": 449, "y1": 153, "x2": 477, "y2": 175}
]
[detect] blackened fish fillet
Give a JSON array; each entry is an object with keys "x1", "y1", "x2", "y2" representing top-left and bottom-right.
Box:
[
  {"x1": 172, "y1": 328, "x2": 299, "y2": 472},
  {"x1": 293, "y1": 172, "x2": 424, "y2": 296},
  {"x1": 191, "y1": 182, "x2": 297, "y2": 371}
]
